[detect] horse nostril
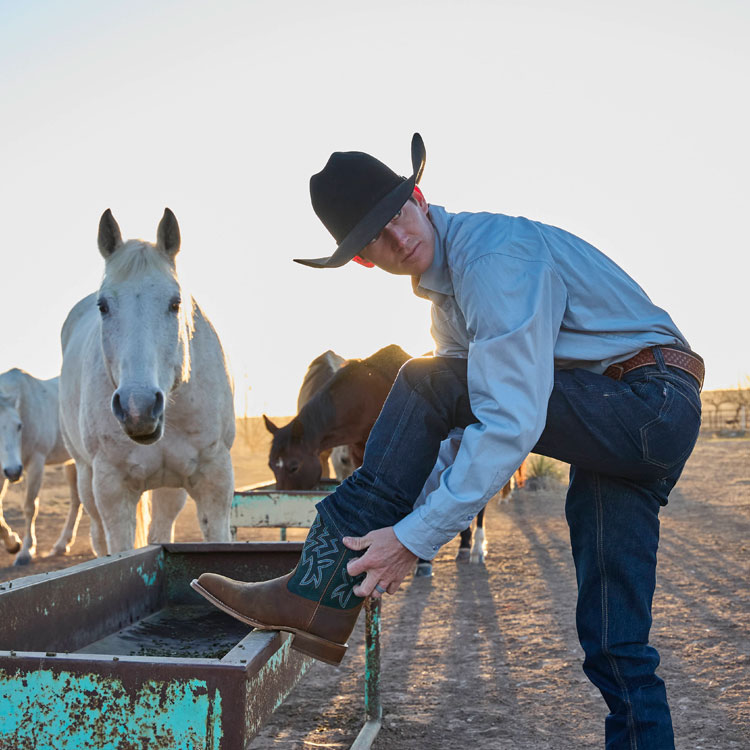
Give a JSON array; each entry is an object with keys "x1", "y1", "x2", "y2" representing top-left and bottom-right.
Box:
[
  {"x1": 152, "y1": 391, "x2": 165, "y2": 420},
  {"x1": 288, "y1": 462, "x2": 300, "y2": 474},
  {"x1": 4, "y1": 465, "x2": 23, "y2": 482},
  {"x1": 111, "y1": 392, "x2": 126, "y2": 423}
]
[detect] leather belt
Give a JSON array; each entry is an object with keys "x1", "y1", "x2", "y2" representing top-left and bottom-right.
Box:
[{"x1": 603, "y1": 347, "x2": 704, "y2": 390}]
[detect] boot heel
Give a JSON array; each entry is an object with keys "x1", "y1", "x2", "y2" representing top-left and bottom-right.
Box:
[{"x1": 291, "y1": 630, "x2": 348, "y2": 666}]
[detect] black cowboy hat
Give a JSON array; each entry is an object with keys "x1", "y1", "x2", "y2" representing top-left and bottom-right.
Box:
[{"x1": 294, "y1": 133, "x2": 426, "y2": 269}]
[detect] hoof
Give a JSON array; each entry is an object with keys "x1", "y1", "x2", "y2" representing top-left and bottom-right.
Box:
[
  {"x1": 5, "y1": 539, "x2": 22, "y2": 555},
  {"x1": 48, "y1": 544, "x2": 70, "y2": 557},
  {"x1": 13, "y1": 552, "x2": 32, "y2": 567},
  {"x1": 455, "y1": 548, "x2": 471, "y2": 563},
  {"x1": 414, "y1": 562, "x2": 433, "y2": 578},
  {"x1": 469, "y1": 552, "x2": 485, "y2": 565}
]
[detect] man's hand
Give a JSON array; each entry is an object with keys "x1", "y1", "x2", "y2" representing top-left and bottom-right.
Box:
[{"x1": 343, "y1": 527, "x2": 417, "y2": 598}]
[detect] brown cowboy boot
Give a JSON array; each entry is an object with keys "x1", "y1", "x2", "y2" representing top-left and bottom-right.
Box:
[{"x1": 191, "y1": 514, "x2": 364, "y2": 665}]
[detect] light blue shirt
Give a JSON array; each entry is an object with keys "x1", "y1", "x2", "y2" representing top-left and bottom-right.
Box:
[{"x1": 393, "y1": 205, "x2": 689, "y2": 560}]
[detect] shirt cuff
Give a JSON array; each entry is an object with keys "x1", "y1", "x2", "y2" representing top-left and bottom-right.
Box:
[{"x1": 393, "y1": 508, "x2": 454, "y2": 561}]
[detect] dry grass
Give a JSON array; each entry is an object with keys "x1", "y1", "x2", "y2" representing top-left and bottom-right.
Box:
[{"x1": 523, "y1": 454, "x2": 568, "y2": 491}]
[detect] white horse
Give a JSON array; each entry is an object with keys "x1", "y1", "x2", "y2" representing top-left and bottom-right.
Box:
[
  {"x1": 59, "y1": 208, "x2": 235, "y2": 555},
  {"x1": 0, "y1": 369, "x2": 80, "y2": 565},
  {"x1": 331, "y1": 444, "x2": 355, "y2": 481}
]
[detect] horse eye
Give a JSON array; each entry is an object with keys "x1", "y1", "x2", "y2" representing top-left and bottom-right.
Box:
[
  {"x1": 169, "y1": 298, "x2": 181, "y2": 313},
  {"x1": 97, "y1": 298, "x2": 109, "y2": 315}
]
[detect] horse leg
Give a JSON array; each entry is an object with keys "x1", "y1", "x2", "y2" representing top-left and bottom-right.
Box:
[
  {"x1": 49, "y1": 461, "x2": 83, "y2": 556},
  {"x1": 0, "y1": 478, "x2": 22, "y2": 554},
  {"x1": 134, "y1": 492, "x2": 152, "y2": 548},
  {"x1": 188, "y1": 450, "x2": 233, "y2": 543},
  {"x1": 499, "y1": 459, "x2": 528, "y2": 505},
  {"x1": 515, "y1": 459, "x2": 527, "y2": 489},
  {"x1": 13, "y1": 454, "x2": 44, "y2": 566},
  {"x1": 73, "y1": 462, "x2": 107, "y2": 556},
  {"x1": 331, "y1": 445, "x2": 355, "y2": 481},
  {"x1": 456, "y1": 524, "x2": 472, "y2": 562},
  {"x1": 319, "y1": 448, "x2": 333, "y2": 481},
  {"x1": 149, "y1": 487, "x2": 187, "y2": 543},
  {"x1": 499, "y1": 479, "x2": 512, "y2": 504},
  {"x1": 91, "y1": 460, "x2": 141, "y2": 555},
  {"x1": 414, "y1": 558, "x2": 433, "y2": 577},
  {"x1": 470, "y1": 507, "x2": 486, "y2": 564}
]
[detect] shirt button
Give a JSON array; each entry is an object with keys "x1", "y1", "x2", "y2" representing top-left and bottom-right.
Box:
[
  {"x1": 466, "y1": 515, "x2": 473, "y2": 521},
  {"x1": 432, "y1": 545, "x2": 439, "y2": 551}
]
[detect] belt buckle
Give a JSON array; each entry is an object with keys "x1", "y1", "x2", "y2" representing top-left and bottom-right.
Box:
[{"x1": 609, "y1": 363, "x2": 625, "y2": 380}]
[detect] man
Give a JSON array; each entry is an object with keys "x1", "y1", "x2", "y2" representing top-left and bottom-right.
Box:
[{"x1": 193, "y1": 134, "x2": 703, "y2": 748}]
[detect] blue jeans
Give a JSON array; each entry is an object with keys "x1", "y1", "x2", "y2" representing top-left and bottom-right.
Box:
[{"x1": 318, "y1": 347, "x2": 702, "y2": 749}]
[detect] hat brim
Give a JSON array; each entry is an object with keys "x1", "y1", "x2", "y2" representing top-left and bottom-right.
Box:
[{"x1": 295, "y1": 133, "x2": 426, "y2": 269}]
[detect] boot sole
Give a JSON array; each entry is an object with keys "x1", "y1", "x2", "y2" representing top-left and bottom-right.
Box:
[{"x1": 189, "y1": 579, "x2": 347, "y2": 666}]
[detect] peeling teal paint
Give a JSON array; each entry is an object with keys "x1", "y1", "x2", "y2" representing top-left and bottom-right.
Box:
[
  {"x1": 0, "y1": 669, "x2": 223, "y2": 749},
  {"x1": 75, "y1": 590, "x2": 103, "y2": 606},
  {"x1": 266, "y1": 645, "x2": 293, "y2": 712},
  {"x1": 209, "y1": 687, "x2": 223, "y2": 749},
  {"x1": 136, "y1": 563, "x2": 158, "y2": 587},
  {"x1": 134, "y1": 549, "x2": 164, "y2": 588},
  {"x1": 245, "y1": 638, "x2": 313, "y2": 736}
]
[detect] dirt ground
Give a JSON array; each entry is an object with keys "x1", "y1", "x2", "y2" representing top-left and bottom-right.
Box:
[{"x1": 1, "y1": 426, "x2": 748, "y2": 749}]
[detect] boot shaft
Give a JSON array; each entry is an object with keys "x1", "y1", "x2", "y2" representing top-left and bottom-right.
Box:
[{"x1": 288, "y1": 515, "x2": 364, "y2": 610}]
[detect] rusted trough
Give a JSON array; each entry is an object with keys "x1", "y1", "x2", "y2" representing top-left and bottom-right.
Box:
[
  {"x1": 0, "y1": 542, "x2": 313, "y2": 750},
  {"x1": 230, "y1": 480, "x2": 340, "y2": 540}
]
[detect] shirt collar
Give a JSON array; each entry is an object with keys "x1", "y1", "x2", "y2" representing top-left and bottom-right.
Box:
[{"x1": 413, "y1": 204, "x2": 454, "y2": 300}]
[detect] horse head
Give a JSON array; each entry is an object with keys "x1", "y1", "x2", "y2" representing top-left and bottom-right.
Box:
[
  {"x1": 0, "y1": 390, "x2": 23, "y2": 482},
  {"x1": 96, "y1": 208, "x2": 192, "y2": 445},
  {"x1": 263, "y1": 415, "x2": 323, "y2": 490}
]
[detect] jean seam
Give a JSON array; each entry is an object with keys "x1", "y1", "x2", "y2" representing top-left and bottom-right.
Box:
[
  {"x1": 371, "y1": 366, "x2": 457, "y2": 478},
  {"x1": 372, "y1": 387, "x2": 420, "y2": 477},
  {"x1": 639, "y1": 383, "x2": 674, "y2": 469},
  {"x1": 595, "y1": 473, "x2": 639, "y2": 749},
  {"x1": 350, "y1": 383, "x2": 424, "y2": 526},
  {"x1": 664, "y1": 379, "x2": 702, "y2": 419}
]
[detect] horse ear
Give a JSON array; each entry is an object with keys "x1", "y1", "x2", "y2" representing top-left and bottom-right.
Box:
[
  {"x1": 263, "y1": 414, "x2": 279, "y2": 434},
  {"x1": 98, "y1": 209, "x2": 123, "y2": 258},
  {"x1": 157, "y1": 208, "x2": 181, "y2": 259}
]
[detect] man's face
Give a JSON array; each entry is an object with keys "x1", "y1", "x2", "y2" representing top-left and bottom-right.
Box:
[{"x1": 358, "y1": 190, "x2": 435, "y2": 275}]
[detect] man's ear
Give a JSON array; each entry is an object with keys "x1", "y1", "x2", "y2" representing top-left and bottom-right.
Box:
[{"x1": 412, "y1": 185, "x2": 429, "y2": 212}]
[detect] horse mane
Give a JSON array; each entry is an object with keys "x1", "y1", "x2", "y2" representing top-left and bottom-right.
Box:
[
  {"x1": 302, "y1": 345, "x2": 412, "y2": 436},
  {"x1": 103, "y1": 240, "x2": 178, "y2": 284},
  {"x1": 297, "y1": 350, "x2": 345, "y2": 411},
  {"x1": 274, "y1": 345, "x2": 412, "y2": 453},
  {"x1": 323, "y1": 345, "x2": 412, "y2": 402}
]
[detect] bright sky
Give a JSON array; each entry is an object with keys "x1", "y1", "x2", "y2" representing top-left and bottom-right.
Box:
[{"x1": 1, "y1": 0, "x2": 748, "y2": 416}]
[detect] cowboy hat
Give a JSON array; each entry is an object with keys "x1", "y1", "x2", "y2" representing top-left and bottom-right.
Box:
[{"x1": 295, "y1": 133, "x2": 426, "y2": 269}]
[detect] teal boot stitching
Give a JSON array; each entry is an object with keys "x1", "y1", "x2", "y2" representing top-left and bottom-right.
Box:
[{"x1": 286, "y1": 515, "x2": 365, "y2": 610}]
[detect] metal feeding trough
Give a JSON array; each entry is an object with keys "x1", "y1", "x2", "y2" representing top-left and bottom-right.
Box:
[
  {"x1": 0, "y1": 543, "x2": 313, "y2": 750},
  {"x1": 230, "y1": 480, "x2": 340, "y2": 541}
]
